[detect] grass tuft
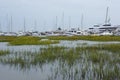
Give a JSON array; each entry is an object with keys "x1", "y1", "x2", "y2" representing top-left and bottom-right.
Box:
[{"x1": 9, "y1": 36, "x2": 59, "y2": 45}]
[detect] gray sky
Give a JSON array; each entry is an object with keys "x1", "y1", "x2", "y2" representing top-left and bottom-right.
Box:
[{"x1": 0, "y1": 0, "x2": 120, "y2": 32}]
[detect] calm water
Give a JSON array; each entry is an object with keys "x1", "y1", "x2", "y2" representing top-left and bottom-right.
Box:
[
  {"x1": 0, "y1": 40, "x2": 120, "y2": 80},
  {"x1": 0, "y1": 40, "x2": 120, "y2": 51}
]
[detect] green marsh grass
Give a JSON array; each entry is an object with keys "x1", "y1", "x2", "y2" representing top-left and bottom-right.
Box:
[
  {"x1": 47, "y1": 35, "x2": 120, "y2": 41},
  {"x1": 0, "y1": 36, "x2": 120, "y2": 43},
  {"x1": 9, "y1": 36, "x2": 59, "y2": 45},
  {"x1": 99, "y1": 44, "x2": 120, "y2": 53},
  {"x1": 0, "y1": 36, "x2": 16, "y2": 42},
  {"x1": 1, "y1": 44, "x2": 119, "y2": 65},
  {"x1": 0, "y1": 50, "x2": 10, "y2": 56}
]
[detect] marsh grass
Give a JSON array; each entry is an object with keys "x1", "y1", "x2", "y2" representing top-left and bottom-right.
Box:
[
  {"x1": 1, "y1": 44, "x2": 120, "y2": 65},
  {"x1": 47, "y1": 36, "x2": 120, "y2": 41},
  {"x1": 9, "y1": 36, "x2": 59, "y2": 45},
  {"x1": 0, "y1": 36, "x2": 120, "y2": 43},
  {"x1": 9, "y1": 36, "x2": 40, "y2": 45},
  {"x1": 0, "y1": 36, "x2": 16, "y2": 42},
  {"x1": 100, "y1": 44, "x2": 120, "y2": 53},
  {"x1": 0, "y1": 50, "x2": 10, "y2": 56},
  {"x1": 33, "y1": 46, "x2": 75, "y2": 64}
]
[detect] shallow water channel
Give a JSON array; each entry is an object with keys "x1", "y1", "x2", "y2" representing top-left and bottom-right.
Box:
[{"x1": 0, "y1": 40, "x2": 120, "y2": 80}]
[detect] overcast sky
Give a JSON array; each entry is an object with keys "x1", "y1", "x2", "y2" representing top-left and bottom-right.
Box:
[{"x1": 0, "y1": 0, "x2": 120, "y2": 32}]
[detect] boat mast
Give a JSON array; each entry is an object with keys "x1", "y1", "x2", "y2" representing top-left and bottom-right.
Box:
[
  {"x1": 69, "y1": 16, "x2": 71, "y2": 30},
  {"x1": 81, "y1": 14, "x2": 84, "y2": 31},
  {"x1": 43, "y1": 21, "x2": 46, "y2": 31},
  {"x1": 61, "y1": 12, "x2": 64, "y2": 29},
  {"x1": 6, "y1": 14, "x2": 10, "y2": 32},
  {"x1": 24, "y1": 17, "x2": 26, "y2": 32},
  {"x1": 0, "y1": 21, "x2": 1, "y2": 32},
  {"x1": 34, "y1": 20, "x2": 37, "y2": 31},
  {"x1": 10, "y1": 16, "x2": 13, "y2": 32},
  {"x1": 105, "y1": 7, "x2": 109, "y2": 24},
  {"x1": 55, "y1": 16, "x2": 58, "y2": 29}
]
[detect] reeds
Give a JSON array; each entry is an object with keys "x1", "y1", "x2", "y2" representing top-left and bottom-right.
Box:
[
  {"x1": 0, "y1": 44, "x2": 120, "y2": 80},
  {"x1": 0, "y1": 50, "x2": 10, "y2": 56}
]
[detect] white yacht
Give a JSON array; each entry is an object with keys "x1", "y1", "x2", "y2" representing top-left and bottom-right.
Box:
[
  {"x1": 64, "y1": 28, "x2": 83, "y2": 36},
  {"x1": 0, "y1": 32, "x2": 4, "y2": 36},
  {"x1": 89, "y1": 7, "x2": 120, "y2": 35}
]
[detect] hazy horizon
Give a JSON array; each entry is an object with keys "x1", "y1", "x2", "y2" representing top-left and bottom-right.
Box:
[{"x1": 0, "y1": 0, "x2": 120, "y2": 32}]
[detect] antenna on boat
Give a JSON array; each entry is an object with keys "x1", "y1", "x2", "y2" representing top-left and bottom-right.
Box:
[{"x1": 81, "y1": 14, "x2": 84, "y2": 31}]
